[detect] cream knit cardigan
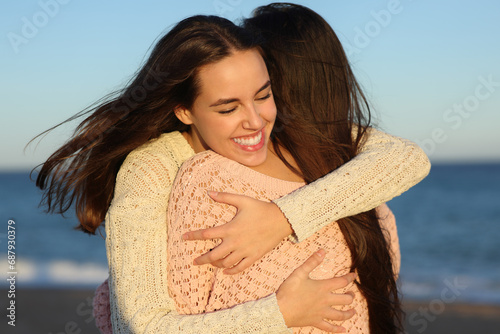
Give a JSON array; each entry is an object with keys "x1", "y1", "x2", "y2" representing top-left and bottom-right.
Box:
[{"x1": 105, "y1": 129, "x2": 430, "y2": 333}]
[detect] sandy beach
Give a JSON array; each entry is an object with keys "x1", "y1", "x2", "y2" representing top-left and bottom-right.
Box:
[{"x1": 1, "y1": 288, "x2": 500, "y2": 333}]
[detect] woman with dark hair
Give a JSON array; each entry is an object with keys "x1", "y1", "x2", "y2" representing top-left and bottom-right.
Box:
[
  {"x1": 166, "y1": 3, "x2": 409, "y2": 333},
  {"x1": 35, "y1": 10, "x2": 428, "y2": 334}
]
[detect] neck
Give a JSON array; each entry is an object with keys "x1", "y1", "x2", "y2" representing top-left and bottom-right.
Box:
[
  {"x1": 182, "y1": 129, "x2": 206, "y2": 153},
  {"x1": 250, "y1": 143, "x2": 304, "y2": 183}
]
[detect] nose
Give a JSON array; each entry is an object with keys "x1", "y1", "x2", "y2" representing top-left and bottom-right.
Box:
[{"x1": 242, "y1": 104, "x2": 263, "y2": 130}]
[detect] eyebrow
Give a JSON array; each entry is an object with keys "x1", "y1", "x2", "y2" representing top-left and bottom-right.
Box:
[{"x1": 209, "y1": 81, "x2": 271, "y2": 107}]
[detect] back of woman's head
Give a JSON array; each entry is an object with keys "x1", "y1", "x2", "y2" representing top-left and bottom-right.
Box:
[
  {"x1": 245, "y1": 4, "x2": 403, "y2": 333},
  {"x1": 244, "y1": 3, "x2": 354, "y2": 119},
  {"x1": 244, "y1": 3, "x2": 371, "y2": 168},
  {"x1": 35, "y1": 15, "x2": 259, "y2": 234}
]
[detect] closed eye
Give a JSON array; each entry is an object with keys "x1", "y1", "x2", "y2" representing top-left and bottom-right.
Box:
[
  {"x1": 218, "y1": 107, "x2": 237, "y2": 114},
  {"x1": 256, "y1": 92, "x2": 272, "y2": 101}
]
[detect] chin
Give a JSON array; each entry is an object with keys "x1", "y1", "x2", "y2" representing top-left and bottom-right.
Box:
[{"x1": 239, "y1": 155, "x2": 267, "y2": 167}]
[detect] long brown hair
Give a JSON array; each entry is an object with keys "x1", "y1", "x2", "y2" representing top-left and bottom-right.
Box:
[
  {"x1": 33, "y1": 15, "x2": 260, "y2": 234},
  {"x1": 244, "y1": 3, "x2": 403, "y2": 333}
]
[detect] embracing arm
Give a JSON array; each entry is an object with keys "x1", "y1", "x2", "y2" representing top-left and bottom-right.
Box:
[
  {"x1": 187, "y1": 128, "x2": 429, "y2": 272},
  {"x1": 105, "y1": 141, "x2": 291, "y2": 333},
  {"x1": 274, "y1": 127, "x2": 431, "y2": 242}
]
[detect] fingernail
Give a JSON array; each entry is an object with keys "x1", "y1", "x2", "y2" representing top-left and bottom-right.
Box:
[
  {"x1": 316, "y1": 249, "x2": 325, "y2": 258},
  {"x1": 208, "y1": 190, "x2": 218, "y2": 198},
  {"x1": 182, "y1": 233, "x2": 189, "y2": 240}
]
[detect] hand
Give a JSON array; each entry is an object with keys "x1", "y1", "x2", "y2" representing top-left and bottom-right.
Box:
[
  {"x1": 276, "y1": 249, "x2": 356, "y2": 332},
  {"x1": 182, "y1": 191, "x2": 293, "y2": 274}
]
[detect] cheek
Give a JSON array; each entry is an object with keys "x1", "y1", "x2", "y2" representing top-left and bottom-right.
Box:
[
  {"x1": 264, "y1": 102, "x2": 278, "y2": 124},
  {"x1": 196, "y1": 116, "x2": 237, "y2": 141}
]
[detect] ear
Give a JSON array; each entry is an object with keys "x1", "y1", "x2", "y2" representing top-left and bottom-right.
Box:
[{"x1": 174, "y1": 106, "x2": 194, "y2": 125}]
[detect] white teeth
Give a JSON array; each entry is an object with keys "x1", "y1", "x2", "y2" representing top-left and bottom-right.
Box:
[{"x1": 233, "y1": 131, "x2": 262, "y2": 146}]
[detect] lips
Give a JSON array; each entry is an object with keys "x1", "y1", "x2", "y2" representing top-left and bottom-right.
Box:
[{"x1": 232, "y1": 128, "x2": 265, "y2": 151}]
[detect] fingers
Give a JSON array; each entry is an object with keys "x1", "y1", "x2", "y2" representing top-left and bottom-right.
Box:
[
  {"x1": 183, "y1": 225, "x2": 224, "y2": 241},
  {"x1": 223, "y1": 257, "x2": 253, "y2": 275},
  {"x1": 327, "y1": 272, "x2": 357, "y2": 291},
  {"x1": 315, "y1": 321, "x2": 346, "y2": 333},
  {"x1": 292, "y1": 249, "x2": 326, "y2": 278},
  {"x1": 193, "y1": 245, "x2": 229, "y2": 265},
  {"x1": 328, "y1": 291, "x2": 355, "y2": 306},
  {"x1": 210, "y1": 251, "x2": 242, "y2": 269},
  {"x1": 312, "y1": 306, "x2": 354, "y2": 332},
  {"x1": 325, "y1": 306, "x2": 356, "y2": 322},
  {"x1": 193, "y1": 245, "x2": 246, "y2": 269},
  {"x1": 208, "y1": 190, "x2": 249, "y2": 207},
  {"x1": 323, "y1": 291, "x2": 354, "y2": 310},
  {"x1": 196, "y1": 250, "x2": 253, "y2": 275}
]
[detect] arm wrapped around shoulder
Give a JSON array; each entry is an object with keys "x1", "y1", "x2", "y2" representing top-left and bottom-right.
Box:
[{"x1": 274, "y1": 127, "x2": 430, "y2": 242}]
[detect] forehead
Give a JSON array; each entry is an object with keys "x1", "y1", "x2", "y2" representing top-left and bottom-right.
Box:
[{"x1": 196, "y1": 49, "x2": 269, "y2": 101}]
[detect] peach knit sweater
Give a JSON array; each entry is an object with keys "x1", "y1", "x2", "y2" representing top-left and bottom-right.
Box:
[{"x1": 167, "y1": 151, "x2": 400, "y2": 333}]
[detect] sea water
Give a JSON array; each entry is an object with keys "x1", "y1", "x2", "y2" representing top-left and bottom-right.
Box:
[{"x1": 390, "y1": 163, "x2": 500, "y2": 305}]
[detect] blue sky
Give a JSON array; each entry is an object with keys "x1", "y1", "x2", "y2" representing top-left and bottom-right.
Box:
[{"x1": 1, "y1": 0, "x2": 499, "y2": 171}]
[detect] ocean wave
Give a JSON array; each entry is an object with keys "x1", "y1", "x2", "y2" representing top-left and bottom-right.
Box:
[
  {"x1": 1, "y1": 256, "x2": 108, "y2": 288},
  {"x1": 400, "y1": 275, "x2": 500, "y2": 305}
]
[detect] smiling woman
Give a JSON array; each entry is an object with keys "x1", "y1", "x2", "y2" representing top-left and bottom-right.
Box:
[{"x1": 174, "y1": 49, "x2": 277, "y2": 167}]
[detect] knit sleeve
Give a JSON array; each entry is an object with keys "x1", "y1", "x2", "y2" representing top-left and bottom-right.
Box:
[
  {"x1": 105, "y1": 142, "x2": 290, "y2": 333},
  {"x1": 273, "y1": 127, "x2": 431, "y2": 242}
]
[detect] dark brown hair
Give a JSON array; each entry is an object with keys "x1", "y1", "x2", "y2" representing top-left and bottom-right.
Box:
[
  {"x1": 33, "y1": 15, "x2": 260, "y2": 234},
  {"x1": 244, "y1": 3, "x2": 403, "y2": 333}
]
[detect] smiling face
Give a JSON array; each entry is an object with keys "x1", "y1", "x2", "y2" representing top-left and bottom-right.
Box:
[{"x1": 175, "y1": 49, "x2": 277, "y2": 167}]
